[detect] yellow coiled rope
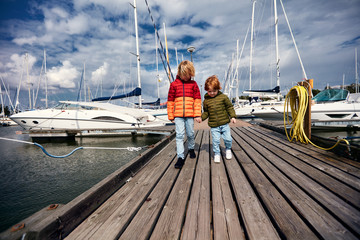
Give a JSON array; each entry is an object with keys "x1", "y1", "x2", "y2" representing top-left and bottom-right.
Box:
[{"x1": 284, "y1": 85, "x2": 350, "y2": 150}]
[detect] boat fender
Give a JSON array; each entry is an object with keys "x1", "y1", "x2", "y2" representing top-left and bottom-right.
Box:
[
  {"x1": 47, "y1": 204, "x2": 59, "y2": 210},
  {"x1": 11, "y1": 223, "x2": 25, "y2": 232}
]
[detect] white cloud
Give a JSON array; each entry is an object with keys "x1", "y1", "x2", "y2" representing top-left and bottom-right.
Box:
[
  {"x1": 0, "y1": 0, "x2": 359, "y2": 107},
  {"x1": 91, "y1": 62, "x2": 109, "y2": 84},
  {"x1": 13, "y1": 36, "x2": 38, "y2": 46},
  {"x1": 66, "y1": 14, "x2": 89, "y2": 34},
  {"x1": 47, "y1": 61, "x2": 79, "y2": 89}
]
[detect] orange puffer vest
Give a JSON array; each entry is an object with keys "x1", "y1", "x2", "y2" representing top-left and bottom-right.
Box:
[{"x1": 167, "y1": 76, "x2": 202, "y2": 120}]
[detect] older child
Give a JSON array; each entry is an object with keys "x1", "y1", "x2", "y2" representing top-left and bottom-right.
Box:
[
  {"x1": 201, "y1": 75, "x2": 236, "y2": 163},
  {"x1": 167, "y1": 60, "x2": 202, "y2": 168}
]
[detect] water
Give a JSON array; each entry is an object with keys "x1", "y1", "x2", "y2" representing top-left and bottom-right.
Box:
[
  {"x1": 0, "y1": 126, "x2": 165, "y2": 232},
  {"x1": 311, "y1": 128, "x2": 360, "y2": 143}
]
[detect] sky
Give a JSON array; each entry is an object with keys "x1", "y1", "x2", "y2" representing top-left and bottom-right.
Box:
[{"x1": 0, "y1": 0, "x2": 359, "y2": 109}]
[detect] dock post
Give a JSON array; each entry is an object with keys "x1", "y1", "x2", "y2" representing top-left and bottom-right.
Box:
[{"x1": 304, "y1": 79, "x2": 313, "y2": 140}]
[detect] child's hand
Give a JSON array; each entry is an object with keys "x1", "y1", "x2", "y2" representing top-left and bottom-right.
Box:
[
  {"x1": 195, "y1": 117, "x2": 202, "y2": 123},
  {"x1": 231, "y1": 118, "x2": 236, "y2": 124}
]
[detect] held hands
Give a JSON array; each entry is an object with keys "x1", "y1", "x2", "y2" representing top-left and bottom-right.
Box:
[
  {"x1": 230, "y1": 118, "x2": 236, "y2": 124},
  {"x1": 195, "y1": 117, "x2": 202, "y2": 123}
]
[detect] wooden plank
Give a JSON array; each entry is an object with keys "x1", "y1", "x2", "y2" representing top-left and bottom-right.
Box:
[
  {"x1": 222, "y1": 140, "x2": 280, "y2": 239},
  {"x1": 247, "y1": 127, "x2": 360, "y2": 189},
  {"x1": 242, "y1": 127, "x2": 360, "y2": 206},
  {"x1": 0, "y1": 204, "x2": 64, "y2": 240},
  {"x1": 254, "y1": 126, "x2": 360, "y2": 170},
  {"x1": 181, "y1": 131, "x2": 211, "y2": 240},
  {"x1": 119, "y1": 141, "x2": 183, "y2": 240},
  {"x1": 232, "y1": 128, "x2": 359, "y2": 239},
  {"x1": 149, "y1": 130, "x2": 203, "y2": 240},
  {"x1": 65, "y1": 139, "x2": 177, "y2": 240},
  {"x1": 211, "y1": 138, "x2": 244, "y2": 240},
  {"x1": 237, "y1": 127, "x2": 360, "y2": 234},
  {"x1": 227, "y1": 133, "x2": 318, "y2": 239},
  {"x1": 27, "y1": 133, "x2": 175, "y2": 240}
]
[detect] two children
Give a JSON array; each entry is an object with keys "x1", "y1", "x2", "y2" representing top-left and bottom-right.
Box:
[{"x1": 167, "y1": 60, "x2": 236, "y2": 167}]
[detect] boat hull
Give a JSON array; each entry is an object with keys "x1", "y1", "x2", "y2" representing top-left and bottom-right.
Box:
[{"x1": 10, "y1": 103, "x2": 165, "y2": 130}]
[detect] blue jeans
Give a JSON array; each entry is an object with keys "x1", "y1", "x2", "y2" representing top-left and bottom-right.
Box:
[
  {"x1": 175, "y1": 117, "x2": 195, "y2": 159},
  {"x1": 211, "y1": 123, "x2": 232, "y2": 155}
]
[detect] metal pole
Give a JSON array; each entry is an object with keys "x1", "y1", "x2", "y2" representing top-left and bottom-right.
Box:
[
  {"x1": 187, "y1": 46, "x2": 195, "y2": 63},
  {"x1": 133, "y1": 0, "x2": 142, "y2": 108}
]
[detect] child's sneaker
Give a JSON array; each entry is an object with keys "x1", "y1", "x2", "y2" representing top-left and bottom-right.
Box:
[
  {"x1": 189, "y1": 149, "x2": 196, "y2": 158},
  {"x1": 175, "y1": 158, "x2": 185, "y2": 169},
  {"x1": 214, "y1": 154, "x2": 221, "y2": 163},
  {"x1": 226, "y1": 149, "x2": 232, "y2": 159}
]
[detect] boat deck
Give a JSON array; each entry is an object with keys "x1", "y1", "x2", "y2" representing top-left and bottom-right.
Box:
[{"x1": 64, "y1": 126, "x2": 360, "y2": 240}]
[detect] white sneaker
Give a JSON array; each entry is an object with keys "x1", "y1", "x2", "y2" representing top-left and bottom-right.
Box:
[
  {"x1": 214, "y1": 154, "x2": 221, "y2": 163},
  {"x1": 226, "y1": 149, "x2": 232, "y2": 160}
]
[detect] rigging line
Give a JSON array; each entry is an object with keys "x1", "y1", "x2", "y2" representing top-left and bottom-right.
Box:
[
  {"x1": 279, "y1": 0, "x2": 307, "y2": 80},
  {"x1": 34, "y1": 58, "x2": 44, "y2": 108},
  {"x1": 77, "y1": 67, "x2": 84, "y2": 102},
  {"x1": 0, "y1": 76, "x2": 15, "y2": 110},
  {"x1": 0, "y1": 136, "x2": 149, "y2": 158},
  {"x1": 144, "y1": 0, "x2": 174, "y2": 83}
]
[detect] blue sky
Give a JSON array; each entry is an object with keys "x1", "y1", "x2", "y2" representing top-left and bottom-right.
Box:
[{"x1": 0, "y1": 0, "x2": 359, "y2": 109}]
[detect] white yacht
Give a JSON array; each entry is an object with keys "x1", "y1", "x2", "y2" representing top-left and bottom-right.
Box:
[
  {"x1": 10, "y1": 101, "x2": 165, "y2": 131},
  {"x1": 251, "y1": 89, "x2": 360, "y2": 127}
]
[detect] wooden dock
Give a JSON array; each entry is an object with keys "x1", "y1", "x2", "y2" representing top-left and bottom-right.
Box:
[{"x1": 2, "y1": 125, "x2": 360, "y2": 240}]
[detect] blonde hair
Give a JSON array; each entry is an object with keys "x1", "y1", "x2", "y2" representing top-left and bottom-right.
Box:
[
  {"x1": 204, "y1": 75, "x2": 221, "y2": 91},
  {"x1": 177, "y1": 60, "x2": 195, "y2": 80}
]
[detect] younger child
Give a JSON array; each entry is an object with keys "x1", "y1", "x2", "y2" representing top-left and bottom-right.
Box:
[
  {"x1": 167, "y1": 60, "x2": 202, "y2": 168},
  {"x1": 201, "y1": 75, "x2": 236, "y2": 163}
]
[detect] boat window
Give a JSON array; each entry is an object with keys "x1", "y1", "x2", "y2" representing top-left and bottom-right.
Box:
[
  {"x1": 33, "y1": 121, "x2": 39, "y2": 124},
  {"x1": 92, "y1": 116, "x2": 125, "y2": 122},
  {"x1": 54, "y1": 103, "x2": 65, "y2": 109},
  {"x1": 325, "y1": 114, "x2": 350, "y2": 119},
  {"x1": 64, "y1": 104, "x2": 80, "y2": 110},
  {"x1": 80, "y1": 105, "x2": 95, "y2": 110},
  {"x1": 312, "y1": 89, "x2": 348, "y2": 102},
  {"x1": 21, "y1": 120, "x2": 26, "y2": 124},
  {"x1": 54, "y1": 103, "x2": 99, "y2": 110}
]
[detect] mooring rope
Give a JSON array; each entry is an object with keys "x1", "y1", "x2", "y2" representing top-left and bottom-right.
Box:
[
  {"x1": 0, "y1": 137, "x2": 149, "y2": 158},
  {"x1": 284, "y1": 85, "x2": 350, "y2": 152}
]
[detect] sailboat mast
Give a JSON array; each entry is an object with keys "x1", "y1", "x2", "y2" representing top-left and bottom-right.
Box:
[
  {"x1": 274, "y1": 0, "x2": 280, "y2": 97},
  {"x1": 235, "y1": 39, "x2": 240, "y2": 102},
  {"x1": 83, "y1": 62, "x2": 86, "y2": 102},
  {"x1": 356, "y1": 48, "x2": 358, "y2": 93},
  {"x1": 155, "y1": 31, "x2": 160, "y2": 100},
  {"x1": 26, "y1": 53, "x2": 32, "y2": 110},
  {"x1": 249, "y1": 0, "x2": 256, "y2": 91},
  {"x1": 44, "y1": 49, "x2": 48, "y2": 108},
  {"x1": 0, "y1": 84, "x2": 4, "y2": 123},
  {"x1": 133, "y1": 0, "x2": 142, "y2": 108},
  {"x1": 163, "y1": 22, "x2": 171, "y2": 82}
]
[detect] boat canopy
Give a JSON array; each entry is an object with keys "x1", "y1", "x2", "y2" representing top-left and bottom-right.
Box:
[
  {"x1": 312, "y1": 89, "x2": 348, "y2": 102},
  {"x1": 91, "y1": 87, "x2": 141, "y2": 102},
  {"x1": 135, "y1": 98, "x2": 160, "y2": 106},
  {"x1": 243, "y1": 86, "x2": 280, "y2": 97}
]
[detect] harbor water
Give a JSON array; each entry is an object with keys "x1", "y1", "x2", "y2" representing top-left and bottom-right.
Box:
[{"x1": 0, "y1": 126, "x2": 165, "y2": 232}]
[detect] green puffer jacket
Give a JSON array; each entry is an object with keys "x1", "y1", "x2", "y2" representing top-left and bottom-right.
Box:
[{"x1": 201, "y1": 91, "x2": 236, "y2": 128}]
